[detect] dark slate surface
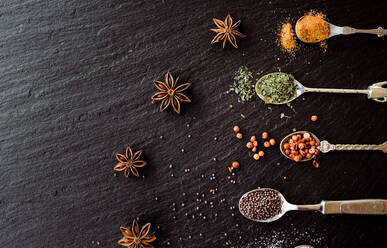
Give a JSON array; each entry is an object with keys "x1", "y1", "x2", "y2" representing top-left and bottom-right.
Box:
[{"x1": 0, "y1": 0, "x2": 386, "y2": 247}]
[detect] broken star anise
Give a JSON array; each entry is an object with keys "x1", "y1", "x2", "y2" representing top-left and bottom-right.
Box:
[
  {"x1": 211, "y1": 14, "x2": 246, "y2": 48},
  {"x1": 151, "y1": 72, "x2": 191, "y2": 114},
  {"x1": 114, "y1": 146, "x2": 146, "y2": 177},
  {"x1": 118, "y1": 218, "x2": 156, "y2": 248}
]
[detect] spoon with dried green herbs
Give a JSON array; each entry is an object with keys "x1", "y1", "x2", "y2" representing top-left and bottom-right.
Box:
[
  {"x1": 255, "y1": 72, "x2": 387, "y2": 104},
  {"x1": 239, "y1": 188, "x2": 387, "y2": 223}
]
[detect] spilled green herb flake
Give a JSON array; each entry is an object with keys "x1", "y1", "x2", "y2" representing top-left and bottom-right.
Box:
[
  {"x1": 227, "y1": 66, "x2": 255, "y2": 104},
  {"x1": 280, "y1": 113, "x2": 290, "y2": 119}
]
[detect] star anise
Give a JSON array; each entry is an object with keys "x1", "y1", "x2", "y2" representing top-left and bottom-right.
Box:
[
  {"x1": 118, "y1": 218, "x2": 156, "y2": 248},
  {"x1": 151, "y1": 72, "x2": 191, "y2": 114},
  {"x1": 114, "y1": 146, "x2": 146, "y2": 177},
  {"x1": 211, "y1": 14, "x2": 246, "y2": 48}
]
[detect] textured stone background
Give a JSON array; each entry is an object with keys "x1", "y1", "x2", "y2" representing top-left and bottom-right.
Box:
[{"x1": 0, "y1": 0, "x2": 386, "y2": 247}]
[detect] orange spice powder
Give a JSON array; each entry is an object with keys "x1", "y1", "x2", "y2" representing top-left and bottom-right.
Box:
[
  {"x1": 278, "y1": 22, "x2": 297, "y2": 54},
  {"x1": 295, "y1": 11, "x2": 330, "y2": 43}
]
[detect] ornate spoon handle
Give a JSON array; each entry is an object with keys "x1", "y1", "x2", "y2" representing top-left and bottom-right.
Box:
[
  {"x1": 343, "y1": 26, "x2": 387, "y2": 37},
  {"x1": 323, "y1": 200, "x2": 387, "y2": 215},
  {"x1": 304, "y1": 87, "x2": 368, "y2": 95},
  {"x1": 319, "y1": 141, "x2": 387, "y2": 153}
]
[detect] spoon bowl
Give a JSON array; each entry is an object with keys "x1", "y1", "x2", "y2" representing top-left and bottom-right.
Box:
[
  {"x1": 279, "y1": 131, "x2": 320, "y2": 162},
  {"x1": 255, "y1": 72, "x2": 305, "y2": 104},
  {"x1": 239, "y1": 188, "x2": 292, "y2": 222},
  {"x1": 295, "y1": 16, "x2": 332, "y2": 43}
]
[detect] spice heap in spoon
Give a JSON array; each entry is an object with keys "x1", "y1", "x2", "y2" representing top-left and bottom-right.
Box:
[
  {"x1": 239, "y1": 189, "x2": 282, "y2": 221},
  {"x1": 282, "y1": 132, "x2": 320, "y2": 167}
]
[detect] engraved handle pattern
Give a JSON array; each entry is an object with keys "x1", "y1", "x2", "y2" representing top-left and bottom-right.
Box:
[
  {"x1": 319, "y1": 141, "x2": 387, "y2": 153},
  {"x1": 334, "y1": 144, "x2": 381, "y2": 151},
  {"x1": 343, "y1": 26, "x2": 387, "y2": 37}
]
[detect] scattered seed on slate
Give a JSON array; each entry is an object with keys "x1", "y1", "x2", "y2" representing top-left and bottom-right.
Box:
[
  {"x1": 181, "y1": 148, "x2": 185, "y2": 153},
  {"x1": 170, "y1": 173, "x2": 174, "y2": 177},
  {"x1": 172, "y1": 207, "x2": 176, "y2": 211},
  {"x1": 188, "y1": 235, "x2": 192, "y2": 239},
  {"x1": 188, "y1": 134, "x2": 192, "y2": 138},
  {"x1": 181, "y1": 203, "x2": 185, "y2": 207},
  {"x1": 169, "y1": 164, "x2": 173, "y2": 169},
  {"x1": 160, "y1": 135, "x2": 164, "y2": 140},
  {"x1": 214, "y1": 137, "x2": 218, "y2": 141},
  {"x1": 154, "y1": 196, "x2": 158, "y2": 201},
  {"x1": 213, "y1": 157, "x2": 217, "y2": 161},
  {"x1": 114, "y1": 173, "x2": 118, "y2": 177},
  {"x1": 199, "y1": 233, "x2": 203, "y2": 237},
  {"x1": 182, "y1": 192, "x2": 186, "y2": 196},
  {"x1": 239, "y1": 189, "x2": 282, "y2": 221},
  {"x1": 186, "y1": 123, "x2": 190, "y2": 128},
  {"x1": 172, "y1": 202, "x2": 176, "y2": 206}
]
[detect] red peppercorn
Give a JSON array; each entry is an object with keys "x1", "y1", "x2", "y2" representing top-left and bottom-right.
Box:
[
  {"x1": 246, "y1": 142, "x2": 253, "y2": 149},
  {"x1": 311, "y1": 115, "x2": 318, "y2": 122},
  {"x1": 228, "y1": 166, "x2": 233, "y2": 173},
  {"x1": 236, "y1": 133, "x2": 243, "y2": 139},
  {"x1": 250, "y1": 136, "x2": 256, "y2": 142},
  {"x1": 252, "y1": 147, "x2": 257, "y2": 153},
  {"x1": 232, "y1": 161, "x2": 240, "y2": 169},
  {"x1": 269, "y1": 138, "x2": 276, "y2": 146},
  {"x1": 253, "y1": 153, "x2": 260, "y2": 160},
  {"x1": 258, "y1": 151, "x2": 264, "y2": 157},
  {"x1": 313, "y1": 160, "x2": 319, "y2": 168},
  {"x1": 264, "y1": 141, "x2": 270, "y2": 148},
  {"x1": 233, "y1": 126, "x2": 240, "y2": 132},
  {"x1": 253, "y1": 141, "x2": 258, "y2": 147},
  {"x1": 262, "y1": 132, "x2": 269, "y2": 140}
]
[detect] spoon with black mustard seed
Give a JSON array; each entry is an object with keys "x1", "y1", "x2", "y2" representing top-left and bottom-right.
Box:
[
  {"x1": 239, "y1": 188, "x2": 387, "y2": 223},
  {"x1": 255, "y1": 72, "x2": 387, "y2": 104},
  {"x1": 279, "y1": 131, "x2": 387, "y2": 162},
  {"x1": 295, "y1": 16, "x2": 387, "y2": 43}
]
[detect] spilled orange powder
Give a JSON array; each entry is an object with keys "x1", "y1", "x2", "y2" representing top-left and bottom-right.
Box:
[{"x1": 279, "y1": 22, "x2": 297, "y2": 54}]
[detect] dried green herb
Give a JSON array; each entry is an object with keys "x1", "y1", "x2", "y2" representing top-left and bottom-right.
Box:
[
  {"x1": 256, "y1": 72, "x2": 297, "y2": 104},
  {"x1": 227, "y1": 66, "x2": 255, "y2": 103},
  {"x1": 280, "y1": 113, "x2": 290, "y2": 119}
]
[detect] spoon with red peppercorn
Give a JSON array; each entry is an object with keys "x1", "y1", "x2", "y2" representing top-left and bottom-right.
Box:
[
  {"x1": 280, "y1": 131, "x2": 387, "y2": 162},
  {"x1": 239, "y1": 188, "x2": 387, "y2": 223}
]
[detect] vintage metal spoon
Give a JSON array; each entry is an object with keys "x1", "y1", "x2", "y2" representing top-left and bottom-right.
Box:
[
  {"x1": 295, "y1": 17, "x2": 387, "y2": 43},
  {"x1": 256, "y1": 72, "x2": 387, "y2": 104},
  {"x1": 280, "y1": 131, "x2": 387, "y2": 162},
  {"x1": 239, "y1": 188, "x2": 387, "y2": 223}
]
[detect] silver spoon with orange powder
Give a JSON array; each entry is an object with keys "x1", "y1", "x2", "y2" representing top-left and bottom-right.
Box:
[{"x1": 295, "y1": 11, "x2": 387, "y2": 43}]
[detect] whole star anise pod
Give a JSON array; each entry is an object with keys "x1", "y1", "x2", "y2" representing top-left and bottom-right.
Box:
[
  {"x1": 211, "y1": 14, "x2": 246, "y2": 48},
  {"x1": 114, "y1": 146, "x2": 146, "y2": 177},
  {"x1": 118, "y1": 218, "x2": 156, "y2": 248},
  {"x1": 151, "y1": 72, "x2": 191, "y2": 114}
]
